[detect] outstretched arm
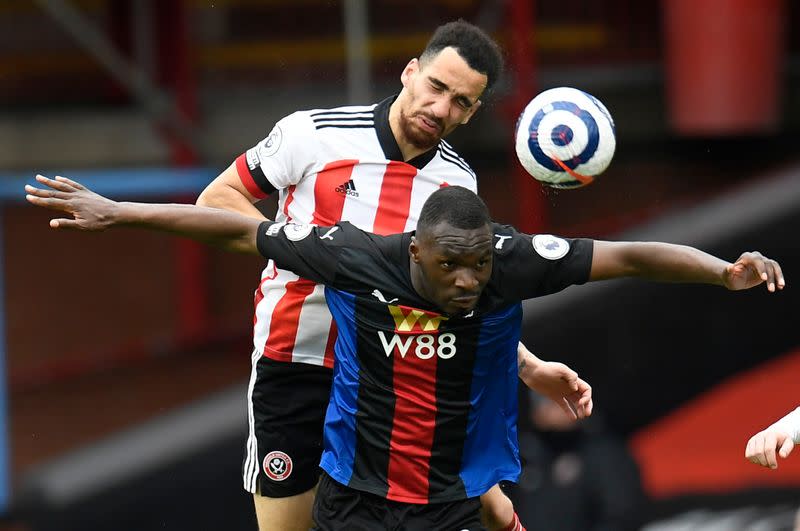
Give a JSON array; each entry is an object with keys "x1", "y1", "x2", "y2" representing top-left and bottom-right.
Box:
[
  {"x1": 25, "y1": 175, "x2": 262, "y2": 255},
  {"x1": 517, "y1": 342, "x2": 593, "y2": 420},
  {"x1": 745, "y1": 406, "x2": 800, "y2": 469},
  {"x1": 196, "y1": 161, "x2": 268, "y2": 220},
  {"x1": 590, "y1": 240, "x2": 785, "y2": 292}
]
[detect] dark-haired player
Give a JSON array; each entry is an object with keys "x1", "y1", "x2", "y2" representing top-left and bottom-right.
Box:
[
  {"x1": 27, "y1": 177, "x2": 785, "y2": 530},
  {"x1": 195, "y1": 18, "x2": 575, "y2": 531}
]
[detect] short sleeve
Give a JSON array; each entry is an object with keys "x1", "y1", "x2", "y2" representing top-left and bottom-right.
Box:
[
  {"x1": 491, "y1": 224, "x2": 594, "y2": 300},
  {"x1": 255, "y1": 220, "x2": 375, "y2": 289},
  {"x1": 771, "y1": 406, "x2": 800, "y2": 443},
  {"x1": 236, "y1": 111, "x2": 317, "y2": 198}
]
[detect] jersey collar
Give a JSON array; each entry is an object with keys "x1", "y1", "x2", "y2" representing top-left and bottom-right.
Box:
[{"x1": 374, "y1": 95, "x2": 439, "y2": 170}]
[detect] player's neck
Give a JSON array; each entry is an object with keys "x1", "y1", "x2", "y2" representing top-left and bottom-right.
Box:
[{"x1": 398, "y1": 140, "x2": 426, "y2": 162}]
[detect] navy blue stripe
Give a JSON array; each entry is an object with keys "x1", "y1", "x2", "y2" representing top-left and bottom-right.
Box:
[
  {"x1": 318, "y1": 288, "x2": 361, "y2": 484},
  {"x1": 459, "y1": 304, "x2": 523, "y2": 496}
]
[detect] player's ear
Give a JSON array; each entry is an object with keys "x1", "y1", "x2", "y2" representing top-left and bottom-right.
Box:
[
  {"x1": 401, "y1": 58, "x2": 419, "y2": 88},
  {"x1": 461, "y1": 100, "x2": 482, "y2": 125},
  {"x1": 409, "y1": 238, "x2": 421, "y2": 263}
]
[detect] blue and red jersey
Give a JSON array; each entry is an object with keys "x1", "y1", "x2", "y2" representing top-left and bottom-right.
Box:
[{"x1": 256, "y1": 220, "x2": 593, "y2": 503}]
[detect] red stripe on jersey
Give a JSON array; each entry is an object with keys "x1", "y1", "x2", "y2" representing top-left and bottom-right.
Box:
[
  {"x1": 282, "y1": 184, "x2": 296, "y2": 219},
  {"x1": 373, "y1": 161, "x2": 417, "y2": 235},
  {"x1": 262, "y1": 161, "x2": 355, "y2": 362},
  {"x1": 312, "y1": 160, "x2": 358, "y2": 225},
  {"x1": 262, "y1": 278, "x2": 317, "y2": 361},
  {"x1": 386, "y1": 337, "x2": 438, "y2": 502},
  {"x1": 322, "y1": 320, "x2": 337, "y2": 369},
  {"x1": 253, "y1": 278, "x2": 266, "y2": 328},
  {"x1": 235, "y1": 153, "x2": 269, "y2": 199}
]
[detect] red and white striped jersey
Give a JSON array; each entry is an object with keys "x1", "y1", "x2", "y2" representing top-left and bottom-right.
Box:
[{"x1": 235, "y1": 96, "x2": 478, "y2": 367}]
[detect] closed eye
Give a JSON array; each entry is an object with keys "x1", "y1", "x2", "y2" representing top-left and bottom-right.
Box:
[
  {"x1": 430, "y1": 80, "x2": 446, "y2": 93},
  {"x1": 455, "y1": 96, "x2": 472, "y2": 110}
]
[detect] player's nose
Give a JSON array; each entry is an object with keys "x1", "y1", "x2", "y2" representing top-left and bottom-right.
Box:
[
  {"x1": 453, "y1": 269, "x2": 479, "y2": 291},
  {"x1": 429, "y1": 95, "x2": 451, "y2": 119}
]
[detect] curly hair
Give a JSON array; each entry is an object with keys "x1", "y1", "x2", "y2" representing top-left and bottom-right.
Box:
[{"x1": 420, "y1": 19, "x2": 504, "y2": 92}]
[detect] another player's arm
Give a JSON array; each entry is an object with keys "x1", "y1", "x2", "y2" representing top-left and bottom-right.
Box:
[
  {"x1": 589, "y1": 240, "x2": 785, "y2": 292},
  {"x1": 745, "y1": 406, "x2": 800, "y2": 469},
  {"x1": 26, "y1": 175, "x2": 261, "y2": 255},
  {"x1": 517, "y1": 342, "x2": 593, "y2": 420},
  {"x1": 196, "y1": 161, "x2": 268, "y2": 220}
]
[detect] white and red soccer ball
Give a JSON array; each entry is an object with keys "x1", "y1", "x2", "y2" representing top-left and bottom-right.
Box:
[{"x1": 515, "y1": 87, "x2": 616, "y2": 189}]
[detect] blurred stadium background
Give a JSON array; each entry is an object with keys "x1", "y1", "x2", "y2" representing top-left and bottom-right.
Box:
[{"x1": 1, "y1": 0, "x2": 799, "y2": 529}]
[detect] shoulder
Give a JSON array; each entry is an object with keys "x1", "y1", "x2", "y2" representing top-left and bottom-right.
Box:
[
  {"x1": 434, "y1": 140, "x2": 477, "y2": 183},
  {"x1": 263, "y1": 103, "x2": 377, "y2": 137},
  {"x1": 338, "y1": 221, "x2": 406, "y2": 246},
  {"x1": 489, "y1": 223, "x2": 528, "y2": 256},
  {"x1": 490, "y1": 226, "x2": 594, "y2": 278},
  {"x1": 328, "y1": 223, "x2": 409, "y2": 264},
  {"x1": 301, "y1": 103, "x2": 378, "y2": 131},
  {"x1": 492, "y1": 224, "x2": 591, "y2": 260}
]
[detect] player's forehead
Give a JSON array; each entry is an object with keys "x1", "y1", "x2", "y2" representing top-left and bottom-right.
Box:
[
  {"x1": 421, "y1": 47, "x2": 487, "y2": 101},
  {"x1": 427, "y1": 222, "x2": 493, "y2": 254}
]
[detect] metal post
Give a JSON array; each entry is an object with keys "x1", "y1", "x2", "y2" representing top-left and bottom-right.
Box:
[
  {"x1": 343, "y1": 0, "x2": 371, "y2": 104},
  {"x1": 0, "y1": 207, "x2": 10, "y2": 514},
  {"x1": 154, "y1": 0, "x2": 210, "y2": 340},
  {"x1": 508, "y1": 0, "x2": 546, "y2": 233},
  {"x1": 34, "y1": 0, "x2": 200, "y2": 154},
  {"x1": 132, "y1": 0, "x2": 156, "y2": 82}
]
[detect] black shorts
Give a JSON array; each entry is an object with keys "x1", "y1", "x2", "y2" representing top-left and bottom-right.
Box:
[
  {"x1": 242, "y1": 355, "x2": 333, "y2": 498},
  {"x1": 312, "y1": 471, "x2": 486, "y2": 531}
]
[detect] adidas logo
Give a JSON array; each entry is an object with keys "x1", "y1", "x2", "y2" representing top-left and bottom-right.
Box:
[{"x1": 335, "y1": 179, "x2": 359, "y2": 197}]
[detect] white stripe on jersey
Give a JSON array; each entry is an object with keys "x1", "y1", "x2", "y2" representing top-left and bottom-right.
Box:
[
  {"x1": 338, "y1": 163, "x2": 387, "y2": 229},
  {"x1": 252, "y1": 267, "x2": 294, "y2": 357},
  {"x1": 289, "y1": 285, "x2": 334, "y2": 366},
  {"x1": 405, "y1": 176, "x2": 448, "y2": 233}
]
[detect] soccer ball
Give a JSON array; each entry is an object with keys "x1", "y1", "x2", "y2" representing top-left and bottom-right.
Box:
[{"x1": 514, "y1": 87, "x2": 616, "y2": 189}]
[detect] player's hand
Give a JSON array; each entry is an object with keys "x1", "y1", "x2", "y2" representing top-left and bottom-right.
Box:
[
  {"x1": 724, "y1": 251, "x2": 785, "y2": 292},
  {"x1": 745, "y1": 427, "x2": 795, "y2": 469},
  {"x1": 25, "y1": 174, "x2": 119, "y2": 231},
  {"x1": 519, "y1": 359, "x2": 593, "y2": 420}
]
